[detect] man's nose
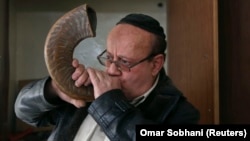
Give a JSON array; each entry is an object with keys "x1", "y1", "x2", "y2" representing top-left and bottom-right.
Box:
[{"x1": 106, "y1": 63, "x2": 121, "y2": 76}]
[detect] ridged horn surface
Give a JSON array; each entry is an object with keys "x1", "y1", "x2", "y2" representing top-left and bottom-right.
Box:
[{"x1": 44, "y1": 4, "x2": 96, "y2": 101}]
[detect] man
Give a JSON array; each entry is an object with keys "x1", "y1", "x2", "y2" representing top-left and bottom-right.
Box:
[{"x1": 15, "y1": 13, "x2": 200, "y2": 141}]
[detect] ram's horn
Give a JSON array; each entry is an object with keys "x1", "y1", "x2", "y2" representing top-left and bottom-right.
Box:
[{"x1": 44, "y1": 4, "x2": 96, "y2": 101}]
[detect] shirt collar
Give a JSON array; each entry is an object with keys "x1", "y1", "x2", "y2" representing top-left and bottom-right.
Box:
[{"x1": 130, "y1": 75, "x2": 159, "y2": 107}]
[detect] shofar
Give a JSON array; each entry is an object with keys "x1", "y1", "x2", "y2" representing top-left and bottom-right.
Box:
[{"x1": 44, "y1": 4, "x2": 96, "y2": 101}]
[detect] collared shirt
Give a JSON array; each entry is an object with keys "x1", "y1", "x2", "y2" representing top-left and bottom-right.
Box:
[{"x1": 74, "y1": 75, "x2": 159, "y2": 141}]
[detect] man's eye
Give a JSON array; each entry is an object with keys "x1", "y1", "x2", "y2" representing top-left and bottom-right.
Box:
[
  {"x1": 120, "y1": 59, "x2": 131, "y2": 66},
  {"x1": 106, "y1": 55, "x2": 113, "y2": 60}
]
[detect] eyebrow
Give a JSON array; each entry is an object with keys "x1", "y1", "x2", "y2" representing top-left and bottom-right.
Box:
[{"x1": 106, "y1": 51, "x2": 134, "y2": 61}]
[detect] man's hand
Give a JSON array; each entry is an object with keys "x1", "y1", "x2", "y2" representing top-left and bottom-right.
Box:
[
  {"x1": 71, "y1": 59, "x2": 91, "y2": 87},
  {"x1": 87, "y1": 67, "x2": 121, "y2": 99}
]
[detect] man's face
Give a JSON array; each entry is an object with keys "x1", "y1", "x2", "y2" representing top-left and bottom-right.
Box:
[{"x1": 105, "y1": 24, "x2": 158, "y2": 99}]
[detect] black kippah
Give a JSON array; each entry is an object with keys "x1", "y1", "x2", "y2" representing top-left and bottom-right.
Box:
[{"x1": 117, "y1": 13, "x2": 166, "y2": 39}]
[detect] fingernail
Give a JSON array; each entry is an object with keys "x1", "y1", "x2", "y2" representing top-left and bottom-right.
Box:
[{"x1": 75, "y1": 81, "x2": 79, "y2": 87}]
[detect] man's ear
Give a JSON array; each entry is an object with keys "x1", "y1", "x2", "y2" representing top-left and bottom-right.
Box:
[{"x1": 151, "y1": 54, "x2": 165, "y2": 76}]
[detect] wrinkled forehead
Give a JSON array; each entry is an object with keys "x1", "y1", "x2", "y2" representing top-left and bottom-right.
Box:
[
  {"x1": 106, "y1": 24, "x2": 154, "y2": 57},
  {"x1": 108, "y1": 24, "x2": 154, "y2": 38}
]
